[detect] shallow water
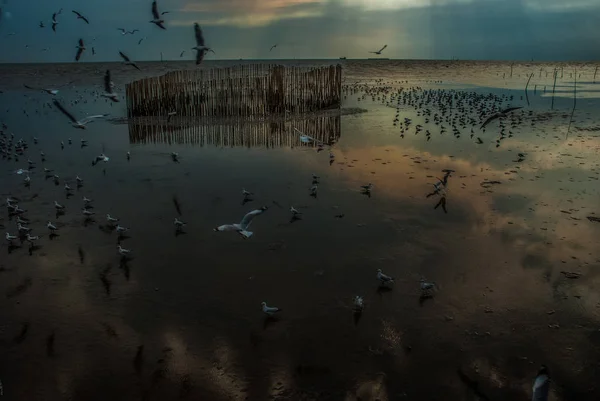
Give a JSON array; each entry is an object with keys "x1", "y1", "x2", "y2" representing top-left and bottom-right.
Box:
[{"x1": 1, "y1": 60, "x2": 600, "y2": 401}]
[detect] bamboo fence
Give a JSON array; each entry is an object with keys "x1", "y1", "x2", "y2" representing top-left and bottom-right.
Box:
[
  {"x1": 127, "y1": 115, "x2": 341, "y2": 148},
  {"x1": 125, "y1": 64, "x2": 343, "y2": 118}
]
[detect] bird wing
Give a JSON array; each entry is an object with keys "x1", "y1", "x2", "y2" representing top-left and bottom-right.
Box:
[
  {"x1": 501, "y1": 106, "x2": 523, "y2": 114},
  {"x1": 180, "y1": 51, "x2": 185, "y2": 57},
  {"x1": 131, "y1": 29, "x2": 139, "y2": 33},
  {"x1": 378, "y1": 44, "x2": 387, "y2": 52},
  {"x1": 72, "y1": 10, "x2": 81, "y2": 17},
  {"x1": 52, "y1": 99, "x2": 78, "y2": 123},
  {"x1": 270, "y1": 44, "x2": 277, "y2": 51},
  {"x1": 82, "y1": 16, "x2": 89, "y2": 24},
  {"x1": 80, "y1": 115, "x2": 108, "y2": 124},
  {"x1": 161, "y1": 11, "x2": 170, "y2": 15},
  {"x1": 52, "y1": 12, "x2": 56, "y2": 20},
  {"x1": 480, "y1": 114, "x2": 499, "y2": 129},
  {"x1": 52, "y1": 23, "x2": 56, "y2": 32},
  {"x1": 117, "y1": 28, "x2": 126, "y2": 33},
  {"x1": 194, "y1": 23, "x2": 204, "y2": 46},
  {"x1": 195, "y1": 49, "x2": 205, "y2": 65},
  {"x1": 152, "y1": 1, "x2": 160, "y2": 19},
  {"x1": 118, "y1": 51, "x2": 130, "y2": 62},
  {"x1": 104, "y1": 70, "x2": 112, "y2": 93},
  {"x1": 75, "y1": 47, "x2": 84, "y2": 61},
  {"x1": 239, "y1": 208, "x2": 266, "y2": 229},
  {"x1": 156, "y1": 21, "x2": 166, "y2": 30},
  {"x1": 138, "y1": 38, "x2": 144, "y2": 44}
]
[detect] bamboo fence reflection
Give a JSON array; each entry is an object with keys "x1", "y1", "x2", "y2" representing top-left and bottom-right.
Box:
[
  {"x1": 126, "y1": 64, "x2": 342, "y2": 118},
  {"x1": 127, "y1": 115, "x2": 341, "y2": 148}
]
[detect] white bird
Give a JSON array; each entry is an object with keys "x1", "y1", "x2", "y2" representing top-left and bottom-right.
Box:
[
  {"x1": 83, "y1": 196, "x2": 92, "y2": 204},
  {"x1": 214, "y1": 207, "x2": 268, "y2": 239},
  {"x1": 47, "y1": 221, "x2": 57, "y2": 231},
  {"x1": 294, "y1": 128, "x2": 323, "y2": 145},
  {"x1": 106, "y1": 214, "x2": 119, "y2": 223},
  {"x1": 72, "y1": 10, "x2": 89, "y2": 24},
  {"x1": 15, "y1": 168, "x2": 29, "y2": 175},
  {"x1": 117, "y1": 28, "x2": 138, "y2": 35},
  {"x1": 23, "y1": 175, "x2": 31, "y2": 184},
  {"x1": 64, "y1": 183, "x2": 73, "y2": 191},
  {"x1": 115, "y1": 225, "x2": 129, "y2": 233},
  {"x1": 52, "y1": 99, "x2": 107, "y2": 129},
  {"x1": 76, "y1": 175, "x2": 83, "y2": 185},
  {"x1": 6, "y1": 232, "x2": 18, "y2": 242},
  {"x1": 192, "y1": 23, "x2": 214, "y2": 65},
  {"x1": 369, "y1": 44, "x2": 387, "y2": 55},
  {"x1": 310, "y1": 185, "x2": 318, "y2": 196},
  {"x1": 354, "y1": 295, "x2": 364, "y2": 311},
  {"x1": 532, "y1": 366, "x2": 550, "y2": 401},
  {"x1": 26, "y1": 233, "x2": 40, "y2": 243},
  {"x1": 174, "y1": 218, "x2": 186, "y2": 227},
  {"x1": 376, "y1": 269, "x2": 394, "y2": 285},
  {"x1": 18, "y1": 223, "x2": 31, "y2": 232},
  {"x1": 92, "y1": 154, "x2": 109, "y2": 165},
  {"x1": 117, "y1": 245, "x2": 131, "y2": 256},
  {"x1": 101, "y1": 70, "x2": 119, "y2": 102},
  {"x1": 54, "y1": 201, "x2": 65, "y2": 210},
  {"x1": 150, "y1": 1, "x2": 166, "y2": 30},
  {"x1": 118, "y1": 51, "x2": 141, "y2": 71},
  {"x1": 171, "y1": 152, "x2": 179, "y2": 161},
  {"x1": 261, "y1": 302, "x2": 281, "y2": 316},
  {"x1": 16, "y1": 216, "x2": 29, "y2": 225},
  {"x1": 242, "y1": 188, "x2": 253, "y2": 197},
  {"x1": 82, "y1": 208, "x2": 94, "y2": 216},
  {"x1": 126, "y1": 151, "x2": 131, "y2": 160},
  {"x1": 23, "y1": 84, "x2": 59, "y2": 95},
  {"x1": 420, "y1": 278, "x2": 436, "y2": 294},
  {"x1": 290, "y1": 206, "x2": 301, "y2": 216}
]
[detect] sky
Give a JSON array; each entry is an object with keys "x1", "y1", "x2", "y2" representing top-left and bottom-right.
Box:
[{"x1": 0, "y1": 0, "x2": 599, "y2": 63}]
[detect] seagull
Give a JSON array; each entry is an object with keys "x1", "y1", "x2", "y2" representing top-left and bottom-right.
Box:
[
  {"x1": 23, "y1": 175, "x2": 31, "y2": 185},
  {"x1": 369, "y1": 44, "x2": 387, "y2": 55},
  {"x1": 75, "y1": 38, "x2": 85, "y2": 61},
  {"x1": 82, "y1": 208, "x2": 94, "y2": 216},
  {"x1": 23, "y1": 84, "x2": 59, "y2": 95},
  {"x1": 270, "y1": 44, "x2": 278, "y2": 52},
  {"x1": 138, "y1": 37, "x2": 146, "y2": 45},
  {"x1": 26, "y1": 233, "x2": 40, "y2": 243},
  {"x1": 420, "y1": 278, "x2": 436, "y2": 294},
  {"x1": 179, "y1": 50, "x2": 185, "y2": 58},
  {"x1": 171, "y1": 152, "x2": 179, "y2": 162},
  {"x1": 64, "y1": 183, "x2": 73, "y2": 192},
  {"x1": 76, "y1": 175, "x2": 83, "y2": 186},
  {"x1": 51, "y1": 13, "x2": 58, "y2": 32},
  {"x1": 6, "y1": 232, "x2": 18, "y2": 243},
  {"x1": 18, "y1": 223, "x2": 31, "y2": 233},
  {"x1": 174, "y1": 218, "x2": 186, "y2": 228},
  {"x1": 118, "y1": 51, "x2": 140, "y2": 70},
  {"x1": 353, "y1": 296, "x2": 364, "y2": 311},
  {"x1": 214, "y1": 206, "x2": 268, "y2": 239},
  {"x1": 310, "y1": 185, "x2": 318, "y2": 197},
  {"x1": 52, "y1": 99, "x2": 107, "y2": 129},
  {"x1": 532, "y1": 365, "x2": 550, "y2": 401},
  {"x1": 261, "y1": 302, "x2": 281, "y2": 316},
  {"x1": 71, "y1": 10, "x2": 89, "y2": 24},
  {"x1": 115, "y1": 225, "x2": 129, "y2": 234},
  {"x1": 290, "y1": 206, "x2": 301, "y2": 216},
  {"x1": 150, "y1": 1, "x2": 166, "y2": 30},
  {"x1": 101, "y1": 70, "x2": 119, "y2": 102},
  {"x1": 242, "y1": 188, "x2": 253, "y2": 198},
  {"x1": 106, "y1": 214, "x2": 119, "y2": 223},
  {"x1": 126, "y1": 151, "x2": 131, "y2": 160},
  {"x1": 192, "y1": 23, "x2": 214, "y2": 65},
  {"x1": 480, "y1": 107, "x2": 523, "y2": 129},
  {"x1": 92, "y1": 154, "x2": 109, "y2": 165},
  {"x1": 294, "y1": 128, "x2": 323, "y2": 145},
  {"x1": 376, "y1": 269, "x2": 394, "y2": 286},
  {"x1": 361, "y1": 183, "x2": 373, "y2": 192},
  {"x1": 117, "y1": 245, "x2": 131, "y2": 256},
  {"x1": 54, "y1": 201, "x2": 65, "y2": 210},
  {"x1": 47, "y1": 221, "x2": 58, "y2": 232},
  {"x1": 117, "y1": 28, "x2": 138, "y2": 35},
  {"x1": 83, "y1": 196, "x2": 92, "y2": 204},
  {"x1": 39, "y1": 21, "x2": 44, "y2": 28}
]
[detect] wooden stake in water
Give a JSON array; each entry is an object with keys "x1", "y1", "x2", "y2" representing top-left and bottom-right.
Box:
[
  {"x1": 510, "y1": 63, "x2": 514, "y2": 78},
  {"x1": 525, "y1": 73, "x2": 534, "y2": 106},
  {"x1": 551, "y1": 70, "x2": 558, "y2": 110},
  {"x1": 594, "y1": 66, "x2": 599, "y2": 84},
  {"x1": 566, "y1": 68, "x2": 577, "y2": 139}
]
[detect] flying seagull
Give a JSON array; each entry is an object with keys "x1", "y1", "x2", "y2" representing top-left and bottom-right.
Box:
[
  {"x1": 369, "y1": 45, "x2": 387, "y2": 55},
  {"x1": 75, "y1": 38, "x2": 85, "y2": 61},
  {"x1": 138, "y1": 37, "x2": 146, "y2": 45},
  {"x1": 270, "y1": 44, "x2": 278, "y2": 52},
  {"x1": 51, "y1": 13, "x2": 58, "y2": 32},
  {"x1": 480, "y1": 106, "x2": 523, "y2": 129},
  {"x1": 118, "y1": 51, "x2": 140, "y2": 70},
  {"x1": 192, "y1": 23, "x2": 214, "y2": 65},
  {"x1": 23, "y1": 85, "x2": 59, "y2": 95},
  {"x1": 39, "y1": 21, "x2": 44, "y2": 28},
  {"x1": 72, "y1": 10, "x2": 89, "y2": 24},
  {"x1": 150, "y1": 1, "x2": 166, "y2": 30},
  {"x1": 52, "y1": 99, "x2": 107, "y2": 129},
  {"x1": 179, "y1": 50, "x2": 185, "y2": 58},
  {"x1": 117, "y1": 28, "x2": 139, "y2": 35},
  {"x1": 101, "y1": 70, "x2": 119, "y2": 102},
  {"x1": 214, "y1": 206, "x2": 268, "y2": 239}
]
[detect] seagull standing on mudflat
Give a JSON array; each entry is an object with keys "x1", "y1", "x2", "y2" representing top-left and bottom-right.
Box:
[
  {"x1": 75, "y1": 38, "x2": 85, "y2": 61},
  {"x1": 376, "y1": 269, "x2": 394, "y2": 286},
  {"x1": 214, "y1": 207, "x2": 268, "y2": 239},
  {"x1": 150, "y1": 1, "x2": 166, "y2": 30},
  {"x1": 101, "y1": 70, "x2": 119, "y2": 102},
  {"x1": 480, "y1": 106, "x2": 523, "y2": 129},
  {"x1": 261, "y1": 302, "x2": 281, "y2": 316},
  {"x1": 71, "y1": 10, "x2": 89, "y2": 24},
  {"x1": 118, "y1": 51, "x2": 140, "y2": 70},
  {"x1": 192, "y1": 23, "x2": 214, "y2": 65},
  {"x1": 52, "y1": 99, "x2": 107, "y2": 129}
]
